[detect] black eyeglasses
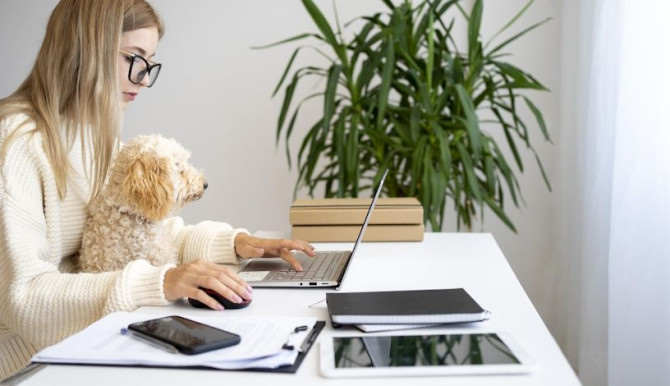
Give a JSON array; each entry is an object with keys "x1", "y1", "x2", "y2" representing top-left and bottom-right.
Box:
[{"x1": 119, "y1": 50, "x2": 162, "y2": 87}]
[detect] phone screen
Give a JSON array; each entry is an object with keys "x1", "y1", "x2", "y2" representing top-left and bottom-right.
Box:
[{"x1": 128, "y1": 315, "x2": 240, "y2": 355}]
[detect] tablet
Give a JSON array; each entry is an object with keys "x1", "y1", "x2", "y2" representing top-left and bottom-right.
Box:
[{"x1": 319, "y1": 331, "x2": 534, "y2": 378}]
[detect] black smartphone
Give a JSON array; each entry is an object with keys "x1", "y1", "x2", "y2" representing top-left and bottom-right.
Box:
[{"x1": 127, "y1": 315, "x2": 241, "y2": 355}]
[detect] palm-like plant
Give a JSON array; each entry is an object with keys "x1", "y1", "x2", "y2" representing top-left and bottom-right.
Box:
[{"x1": 263, "y1": 0, "x2": 551, "y2": 232}]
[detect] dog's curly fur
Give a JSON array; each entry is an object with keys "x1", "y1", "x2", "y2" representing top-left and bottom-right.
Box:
[{"x1": 78, "y1": 134, "x2": 207, "y2": 273}]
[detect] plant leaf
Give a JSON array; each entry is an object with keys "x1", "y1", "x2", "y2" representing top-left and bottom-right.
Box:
[
  {"x1": 483, "y1": 195, "x2": 517, "y2": 233},
  {"x1": 301, "y1": 0, "x2": 347, "y2": 64},
  {"x1": 532, "y1": 147, "x2": 552, "y2": 191},
  {"x1": 523, "y1": 96, "x2": 551, "y2": 142},
  {"x1": 455, "y1": 85, "x2": 482, "y2": 159},
  {"x1": 485, "y1": 0, "x2": 535, "y2": 48},
  {"x1": 376, "y1": 38, "x2": 395, "y2": 130},
  {"x1": 276, "y1": 73, "x2": 300, "y2": 144},
  {"x1": 323, "y1": 65, "x2": 342, "y2": 132},
  {"x1": 271, "y1": 46, "x2": 301, "y2": 97},
  {"x1": 456, "y1": 141, "x2": 482, "y2": 201},
  {"x1": 467, "y1": 0, "x2": 483, "y2": 61},
  {"x1": 251, "y1": 33, "x2": 316, "y2": 49},
  {"x1": 488, "y1": 17, "x2": 552, "y2": 57}
]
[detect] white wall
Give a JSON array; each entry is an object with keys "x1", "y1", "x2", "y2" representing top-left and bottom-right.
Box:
[{"x1": 0, "y1": 0, "x2": 562, "y2": 351}]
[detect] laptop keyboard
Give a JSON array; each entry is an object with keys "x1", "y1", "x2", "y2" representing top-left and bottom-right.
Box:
[{"x1": 265, "y1": 251, "x2": 348, "y2": 281}]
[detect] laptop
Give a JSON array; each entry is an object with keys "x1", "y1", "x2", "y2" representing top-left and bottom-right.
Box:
[{"x1": 237, "y1": 170, "x2": 388, "y2": 289}]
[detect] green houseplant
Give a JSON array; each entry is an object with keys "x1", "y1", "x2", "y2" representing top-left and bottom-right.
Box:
[{"x1": 263, "y1": 0, "x2": 551, "y2": 232}]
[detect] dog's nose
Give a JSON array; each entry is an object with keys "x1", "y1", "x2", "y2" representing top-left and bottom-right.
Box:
[{"x1": 203, "y1": 181, "x2": 208, "y2": 190}]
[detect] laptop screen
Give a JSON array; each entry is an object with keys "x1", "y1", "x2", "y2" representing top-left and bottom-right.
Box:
[{"x1": 337, "y1": 169, "x2": 388, "y2": 290}]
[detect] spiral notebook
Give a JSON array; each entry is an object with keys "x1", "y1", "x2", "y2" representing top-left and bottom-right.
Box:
[{"x1": 326, "y1": 288, "x2": 491, "y2": 327}]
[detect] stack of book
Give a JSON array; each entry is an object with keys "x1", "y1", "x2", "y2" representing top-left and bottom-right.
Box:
[{"x1": 290, "y1": 197, "x2": 424, "y2": 242}]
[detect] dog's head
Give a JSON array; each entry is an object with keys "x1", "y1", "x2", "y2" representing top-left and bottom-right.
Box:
[{"x1": 110, "y1": 134, "x2": 207, "y2": 221}]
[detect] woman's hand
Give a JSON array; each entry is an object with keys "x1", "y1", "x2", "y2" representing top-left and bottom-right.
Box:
[
  {"x1": 163, "y1": 259, "x2": 253, "y2": 311},
  {"x1": 234, "y1": 234, "x2": 316, "y2": 272}
]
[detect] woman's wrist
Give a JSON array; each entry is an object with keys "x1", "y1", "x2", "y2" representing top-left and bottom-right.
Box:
[{"x1": 234, "y1": 233, "x2": 250, "y2": 257}]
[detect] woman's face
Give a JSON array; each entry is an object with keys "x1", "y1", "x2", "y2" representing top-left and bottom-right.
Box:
[{"x1": 118, "y1": 27, "x2": 159, "y2": 110}]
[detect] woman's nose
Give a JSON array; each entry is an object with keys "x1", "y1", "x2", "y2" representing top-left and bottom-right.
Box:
[{"x1": 140, "y1": 74, "x2": 151, "y2": 87}]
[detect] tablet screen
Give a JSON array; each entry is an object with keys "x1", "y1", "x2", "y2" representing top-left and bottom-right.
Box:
[{"x1": 333, "y1": 333, "x2": 520, "y2": 368}]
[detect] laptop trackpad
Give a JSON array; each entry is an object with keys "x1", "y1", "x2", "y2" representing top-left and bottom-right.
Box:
[
  {"x1": 242, "y1": 258, "x2": 292, "y2": 271},
  {"x1": 238, "y1": 271, "x2": 270, "y2": 281}
]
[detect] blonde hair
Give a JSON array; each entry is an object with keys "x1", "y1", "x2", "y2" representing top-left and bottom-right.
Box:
[{"x1": 0, "y1": 0, "x2": 164, "y2": 200}]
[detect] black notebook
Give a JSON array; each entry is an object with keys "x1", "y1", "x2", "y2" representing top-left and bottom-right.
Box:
[{"x1": 326, "y1": 288, "x2": 490, "y2": 326}]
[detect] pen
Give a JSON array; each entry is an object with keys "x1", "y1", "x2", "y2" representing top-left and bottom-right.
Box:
[{"x1": 120, "y1": 328, "x2": 179, "y2": 354}]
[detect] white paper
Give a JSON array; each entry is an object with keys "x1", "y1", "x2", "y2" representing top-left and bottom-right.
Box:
[{"x1": 33, "y1": 312, "x2": 316, "y2": 370}]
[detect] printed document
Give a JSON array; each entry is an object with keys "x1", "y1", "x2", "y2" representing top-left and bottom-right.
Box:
[{"x1": 33, "y1": 312, "x2": 317, "y2": 370}]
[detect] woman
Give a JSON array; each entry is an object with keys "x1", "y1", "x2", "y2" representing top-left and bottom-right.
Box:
[{"x1": 0, "y1": 0, "x2": 314, "y2": 380}]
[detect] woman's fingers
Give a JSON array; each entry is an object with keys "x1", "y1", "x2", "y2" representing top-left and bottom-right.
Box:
[
  {"x1": 209, "y1": 269, "x2": 253, "y2": 300},
  {"x1": 278, "y1": 247, "x2": 303, "y2": 272},
  {"x1": 259, "y1": 238, "x2": 316, "y2": 271},
  {"x1": 234, "y1": 235, "x2": 317, "y2": 272},
  {"x1": 188, "y1": 287, "x2": 224, "y2": 311},
  {"x1": 260, "y1": 238, "x2": 315, "y2": 257},
  {"x1": 285, "y1": 239, "x2": 316, "y2": 256}
]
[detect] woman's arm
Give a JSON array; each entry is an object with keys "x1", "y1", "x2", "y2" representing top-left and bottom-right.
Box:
[
  {"x1": 163, "y1": 218, "x2": 315, "y2": 309},
  {"x1": 0, "y1": 135, "x2": 171, "y2": 350},
  {"x1": 165, "y1": 217, "x2": 250, "y2": 265},
  {"x1": 0, "y1": 232, "x2": 168, "y2": 347}
]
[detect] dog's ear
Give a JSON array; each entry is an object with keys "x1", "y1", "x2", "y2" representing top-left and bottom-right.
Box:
[{"x1": 121, "y1": 151, "x2": 174, "y2": 221}]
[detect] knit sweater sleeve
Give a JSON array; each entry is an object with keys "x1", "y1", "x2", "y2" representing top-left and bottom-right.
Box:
[
  {"x1": 164, "y1": 217, "x2": 250, "y2": 265},
  {"x1": 0, "y1": 122, "x2": 171, "y2": 355}
]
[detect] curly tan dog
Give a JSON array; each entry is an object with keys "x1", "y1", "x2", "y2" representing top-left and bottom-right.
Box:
[{"x1": 78, "y1": 134, "x2": 207, "y2": 272}]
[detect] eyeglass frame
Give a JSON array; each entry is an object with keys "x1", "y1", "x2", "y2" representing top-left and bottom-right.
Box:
[{"x1": 119, "y1": 50, "x2": 162, "y2": 87}]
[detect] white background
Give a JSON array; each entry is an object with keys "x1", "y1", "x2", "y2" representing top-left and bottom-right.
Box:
[{"x1": 0, "y1": 0, "x2": 560, "y2": 356}]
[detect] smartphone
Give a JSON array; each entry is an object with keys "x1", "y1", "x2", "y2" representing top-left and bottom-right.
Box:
[{"x1": 127, "y1": 315, "x2": 241, "y2": 355}]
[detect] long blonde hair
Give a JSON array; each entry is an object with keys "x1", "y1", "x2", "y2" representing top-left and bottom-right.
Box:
[{"x1": 0, "y1": 0, "x2": 164, "y2": 200}]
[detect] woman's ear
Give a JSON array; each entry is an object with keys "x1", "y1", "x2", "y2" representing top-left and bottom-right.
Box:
[{"x1": 121, "y1": 152, "x2": 173, "y2": 221}]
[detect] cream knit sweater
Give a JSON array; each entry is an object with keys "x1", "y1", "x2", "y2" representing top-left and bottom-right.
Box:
[{"x1": 0, "y1": 114, "x2": 247, "y2": 381}]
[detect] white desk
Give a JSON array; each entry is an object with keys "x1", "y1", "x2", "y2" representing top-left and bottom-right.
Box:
[{"x1": 21, "y1": 233, "x2": 581, "y2": 385}]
